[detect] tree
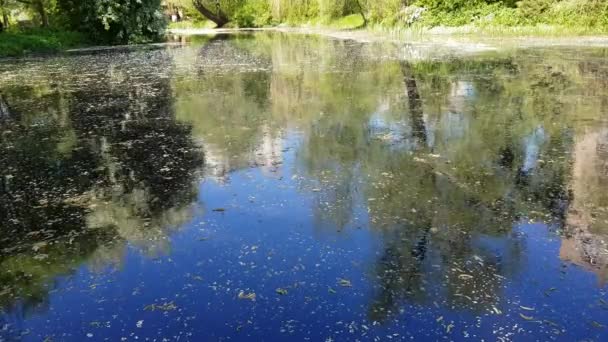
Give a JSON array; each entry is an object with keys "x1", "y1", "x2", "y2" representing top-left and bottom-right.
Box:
[
  {"x1": 192, "y1": 0, "x2": 230, "y2": 27},
  {"x1": 57, "y1": 0, "x2": 166, "y2": 44},
  {"x1": 354, "y1": 0, "x2": 367, "y2": 26},
  {"x1": 15, "y1": 0, "x2": 50, "y2": 27},
  {"x1": 0, "y1": 0, "x2": 9, "y2": 30}
]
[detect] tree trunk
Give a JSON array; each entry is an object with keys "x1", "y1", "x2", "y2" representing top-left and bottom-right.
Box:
[
  {"x1": 35, "y1": 0, "x2": 49, "y2": 27},
  {"x1": 353, "y1": 0, "x2": 367, "y2": 27},
  {"x1": 14, "y1": 0, "x2": 48, "y2": 27},
  {"x1": 0, "y1": 0, "x2": 8, "y2": 30},
  {"x1": 192, "y1": 0, "x2": 229, "y2": 28}
]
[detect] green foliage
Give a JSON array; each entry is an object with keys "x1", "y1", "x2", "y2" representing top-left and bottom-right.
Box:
[
  {"x1": 165, "y1": 0, "x2": 208, "y2": 22},
  {"x1": 363, "y1": 0, "x2": 402, "y2": 25},
  {"x1": 57, "y1": 0, "x2": 166, "y2": 44},
  {"x1": 1, "y1": 0, "x2": 608, "y2": 54},
  {"x1": 328, "y1": 13, "x2": 364, "y2": 28},
  {"x1": 0, "y1": 29, "x2": 86, "y2": 57},
  {"x1": 516, "y1": 0, "x2": 553, "y2": 22},
  {"x1": 181, "y1": 0, "x2": 607, "y2": 32},
  {"x1": 233, "y1": 0, "x2": 272, "y2": 27},
  {"x1": 416, "y1": 0, "x2": 487, "y2": 11},
  {"x1": 408, "y1": 0, "x2": 608, "y2": 30}
]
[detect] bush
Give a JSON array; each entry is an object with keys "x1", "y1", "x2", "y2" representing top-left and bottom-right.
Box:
[
  {"x1": 57, "y1": 0, "x2": 166, "y2": 44},
  {"x1": 233, "y1": 0, "x2": 272, "y2": 27},
  {"x1": 364, "y1": 0, "x2": 403, "y2": 25},
  {"x1": 416, "y1": 0, "x2": 488, "y2": 12},
  {"x1": 516, "y1": 0, "x2": 553, "y2": 24}
]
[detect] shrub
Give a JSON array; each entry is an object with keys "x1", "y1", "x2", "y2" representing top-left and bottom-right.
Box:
[
  {"x1": 233, "y1": 0, "x2": 272, "y2": 27},
  {"x1": 516, "y1": 0, "x2": 553, "y2": 24},
  {"x1": 57, "y1": 0, "x2": 166, "y2": 44}
]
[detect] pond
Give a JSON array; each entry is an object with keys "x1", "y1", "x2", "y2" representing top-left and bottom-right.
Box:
[{"x1": 1, "y1": 32, "x2": 608, "y2": 341}]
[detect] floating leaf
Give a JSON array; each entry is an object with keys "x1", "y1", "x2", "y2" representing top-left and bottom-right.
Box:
[
  {"x1": 519, "y1": 313, "x2": 535, "y2": 321},
  {"x1": 543, "y1": 320, "x2": 560, "y2": 328},
  {"x1": 544, "y1": 287, "x2": 557, "y2": 296},
  {"x1": 275, "y1": 288, "x2": 288, "y2": 295},
  {"x1": 238, "y1": 291, "x2": 256, "y2": 301},
  {"x1": 338, "y1": 279, "x2": 352, "y2": 287}
]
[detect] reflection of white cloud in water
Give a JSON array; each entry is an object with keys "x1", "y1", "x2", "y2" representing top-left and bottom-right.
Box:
[
  {"x1": 424, "y1": 81, "x2": 475, "y2": 150},
  {"x1": 448, "y1": 81, "x2": 475, "y2": 113},
  {"x1": 522, "y1": 126, "x2": 546, "y2": 173},
  {"x1": 203, "y1": 125, "x2": 284, "y2": 183},
  {"x1": 424, "y1": 111, "x2": 469, "y2": 151},
  {"x1": 368, "y1": 103, "x2": 419, "y2": 150},
  {"x1": 440, "y1": 111, "x2": 468, "y2": 142},
  {"x1": 366, "y1": 80, "x2": 476, "y2": 152}
]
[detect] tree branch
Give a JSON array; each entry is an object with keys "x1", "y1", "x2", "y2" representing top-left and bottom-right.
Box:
[{"x1": 192, "y1": 0, "x2": 229, "y2": 28}]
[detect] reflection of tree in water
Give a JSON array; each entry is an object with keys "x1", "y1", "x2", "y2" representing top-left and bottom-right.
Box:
[
  {"x1": 0, "y1": 51, "x2": 203, "y2": 315},
  {"x1": 285, "y1": 53, "x2": 588, "y2": 322},
  {"x1": 363, "y1": 56, "x2": 598, "y2": 322},
  {"x1": 173, "y1": 35, "x2": 275, "y2": 182},
  {"x1": 197, "y1": 36, "x2": 606, "y2": 320},
  {"x1": 364, "y1": 58, "x2": 580, "y2": 322},
  {"x1": 401, "y1": 61, "x2": 426, "y2": 146}
]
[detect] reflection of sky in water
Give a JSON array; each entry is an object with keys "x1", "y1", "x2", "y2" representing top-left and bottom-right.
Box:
[
  {"x1": 522, "y1": 126, "x2": 547, "y2": 173},
  {"x1": 368, "y1": 109, "x2": 418, "y2": 150},
  {"x1": 2, "y1": 144, "x2": 606, "y2": 341}
]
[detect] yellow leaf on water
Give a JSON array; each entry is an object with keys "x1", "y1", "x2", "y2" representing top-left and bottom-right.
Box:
[
  {"x1": 338, "y1": 278, "x2": 352, "y2": 287},
  {"x1": 238, "y1": 291, "x2": 256, "y2": 301},
  {"x1": 519, "y1": 313, "x2": 535, "y2": 321}
]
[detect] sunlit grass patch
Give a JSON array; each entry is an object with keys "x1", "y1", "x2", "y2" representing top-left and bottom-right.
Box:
[
  {"x1": 168, "y1": 20, "x2": 217, "y2": 30},
  {"x1": 327, "y1": 14, "x2": 366, "y2": 30}
]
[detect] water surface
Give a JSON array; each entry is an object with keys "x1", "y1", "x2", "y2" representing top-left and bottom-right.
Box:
[{"x1": 1, "y1": 33, "x2": 608, "y2": 341}]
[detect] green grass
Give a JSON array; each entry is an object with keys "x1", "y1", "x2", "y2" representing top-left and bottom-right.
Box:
[
  {"x1": 168, "y1": 20, "x2": 217, "y2": 30},
  {"x1": 326, "y1": 14, "x2": 366, "y2": 30},
  {"x1": 0, "y1": 30, "x2": 88, "y2": 57}
]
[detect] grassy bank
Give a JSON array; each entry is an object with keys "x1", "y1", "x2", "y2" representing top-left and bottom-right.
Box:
[{"x1": 0, "y1": 30, "x2": 88, "y2": 58}]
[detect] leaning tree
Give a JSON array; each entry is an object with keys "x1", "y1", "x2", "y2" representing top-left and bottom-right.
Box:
[{"x1": 192, "y1": 0, "x2": 230, "y2": 27}]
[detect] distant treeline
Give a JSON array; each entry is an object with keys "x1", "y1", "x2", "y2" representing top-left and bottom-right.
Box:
[{"x1": 1, "y1": 0, "x2": 607, "y2": 47}]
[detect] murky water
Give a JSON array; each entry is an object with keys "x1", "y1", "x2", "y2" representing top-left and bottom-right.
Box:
[{"x1": 1, "y1": 32, "x2": 608, "y2": 341}]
